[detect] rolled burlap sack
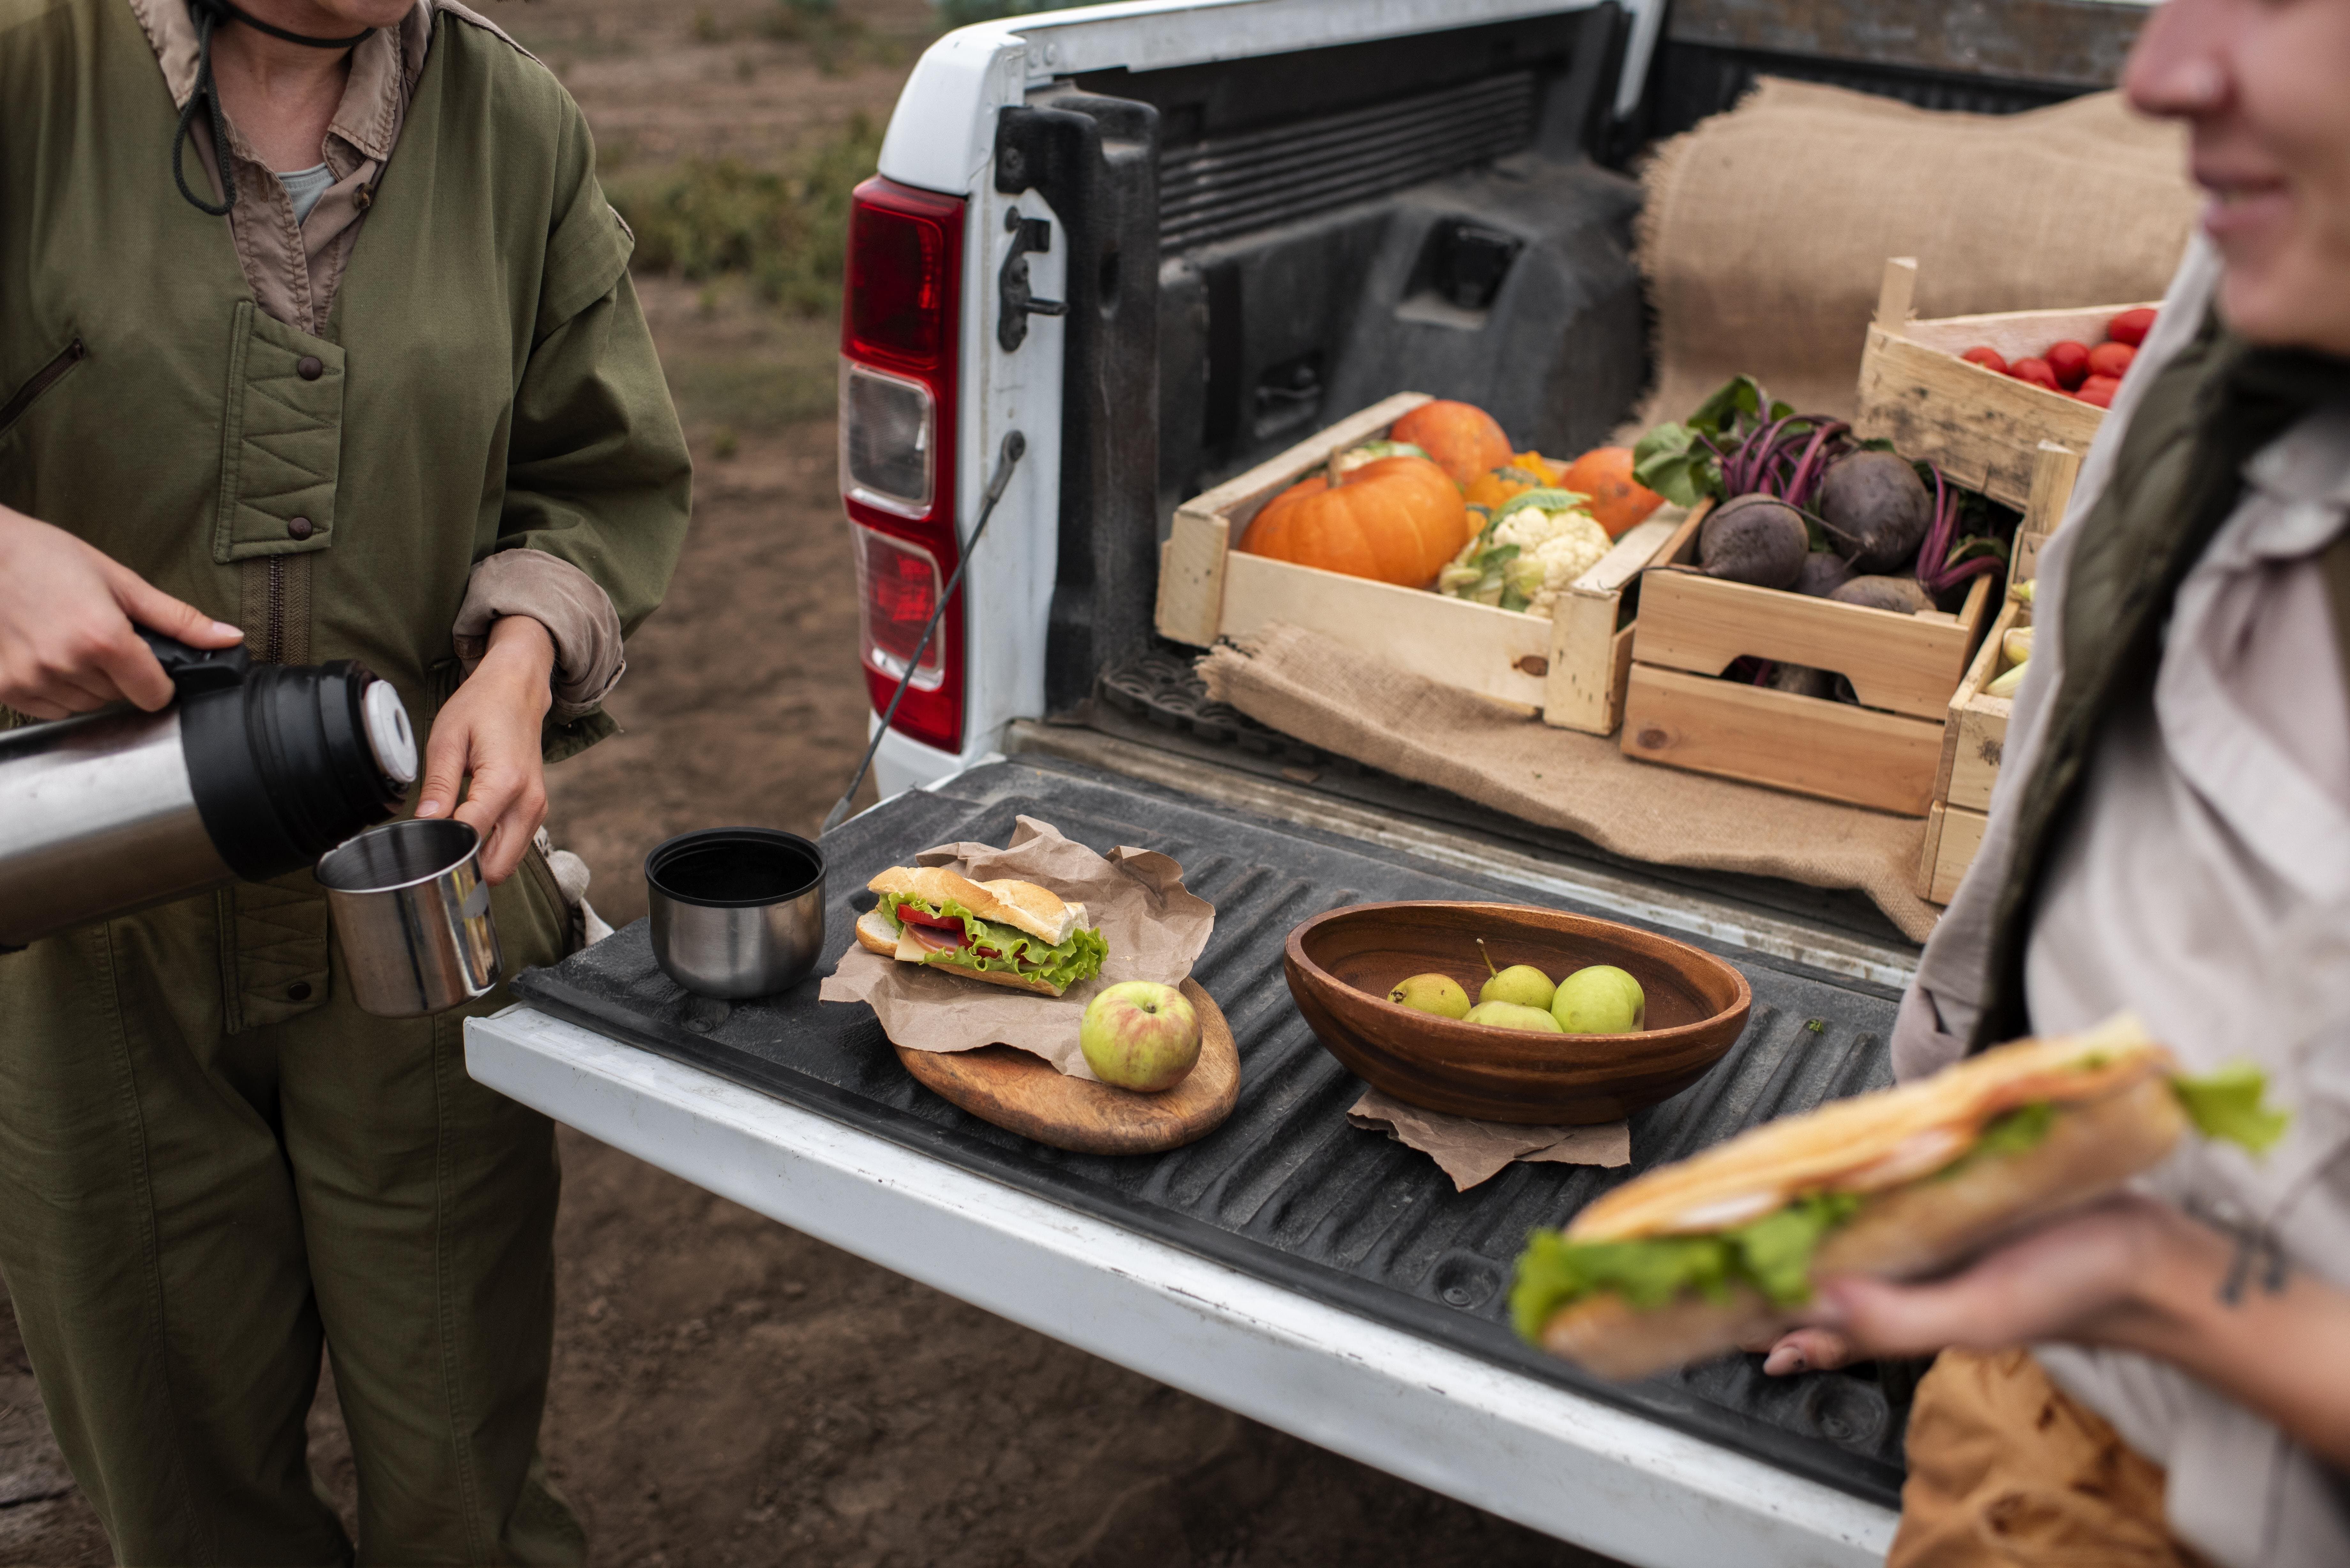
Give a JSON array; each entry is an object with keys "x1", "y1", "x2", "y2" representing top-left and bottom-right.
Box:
[{"x1": 1635, "y1": 78, "x2": 2198, "y2": 426}]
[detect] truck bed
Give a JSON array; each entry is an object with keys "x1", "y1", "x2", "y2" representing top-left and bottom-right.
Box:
[{"x1": 511, "y1": 756, "x2": 1914, "y2": 1507}]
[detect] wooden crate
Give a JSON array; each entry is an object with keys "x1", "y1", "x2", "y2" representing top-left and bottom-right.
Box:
[
  {"x1": 1915, "y1": 441, "x2": 2074, "y2": 902},
  {"x1": 1154, "y1": 392, "x2": 1701, "y2": 735},
  {"x1": 1618, "y1": 514, "x2": 1998, "y2": 816},
  {"x1": 1935, "y1": 591, "x2": 2025, "y2": 815},
  {"x1": 1917, "y1": 800, "x2": 1990, "y2": 906},
  {"x1": 1853, "y1": 257, "x2": 2151, "y2": 510}
]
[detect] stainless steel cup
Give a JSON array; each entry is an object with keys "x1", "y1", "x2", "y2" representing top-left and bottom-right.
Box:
[
  {"x1": 645, "y1": 827, "x2": 825, "y2": 999},
  {"x1": 316, "y1": 819, "x2": 501, "y2": 1017}
]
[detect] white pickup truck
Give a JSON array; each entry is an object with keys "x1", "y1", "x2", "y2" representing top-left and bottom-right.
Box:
[{"x1": 467, "y1": 2, "x2": 2148, "y2": 1562}]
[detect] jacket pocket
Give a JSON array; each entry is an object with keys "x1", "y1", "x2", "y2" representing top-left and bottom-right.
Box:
[
  {"x1": 213, "y1": 301, "x2": 344, "y2": 563},
  {"x1": 0, "y1": 339, "x2": 86, "y2": 439}
]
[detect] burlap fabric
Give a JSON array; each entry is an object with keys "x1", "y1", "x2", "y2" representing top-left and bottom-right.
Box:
[
  {"x1": 1637, "y1": 79, "x2": 2198, "y2": 427},
  {"x1": 1198, "y1": 623, "x2": 1940, "y2": 942}
]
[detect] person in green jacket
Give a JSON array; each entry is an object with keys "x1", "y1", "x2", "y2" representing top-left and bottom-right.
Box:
[{"x1": 0, "y1": 0, "x2": 691, "y2": 1556}]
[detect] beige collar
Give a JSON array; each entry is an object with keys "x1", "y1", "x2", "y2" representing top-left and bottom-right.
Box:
[{"x1": 126, "y1": 0, "x2": 432, "y2": 166}]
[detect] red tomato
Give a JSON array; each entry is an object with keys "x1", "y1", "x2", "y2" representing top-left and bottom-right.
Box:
[
  {"x1": 2107, "y1": 308, "x2": 2157, "y2": 347},
  {"x1": 2009, "y1": 357, "x2": 2060, "y2": 391},
  {"x1": 2044, "y1": 341, "x2": 2091, "y2": 390},
  {"x1": 2076, "y1": 374, "x2": 2120, "y2": 409},
  {"x1": 2088, "y1": 341, "x2": 2136, "y2": 380},
  {"x1": 1960, "y1": 345, "x2": 2007, "y2": 374}
]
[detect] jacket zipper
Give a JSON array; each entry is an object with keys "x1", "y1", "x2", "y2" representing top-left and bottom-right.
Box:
[
  {"x1": 264, "y1": 555, "x2": 285, "y2": 664},
  {"x1": 0, "y1": 339, "x2": 86, "y2": 436}
]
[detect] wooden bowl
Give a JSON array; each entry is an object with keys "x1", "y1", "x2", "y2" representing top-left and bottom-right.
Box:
[{"x1": 1283, "y1": 901, "x2": 1752, "y2": 1124}]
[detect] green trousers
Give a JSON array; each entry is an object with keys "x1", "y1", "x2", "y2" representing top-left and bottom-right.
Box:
[{"x1": 0, "y1": 852, "x2": 584, "y2": 1567}]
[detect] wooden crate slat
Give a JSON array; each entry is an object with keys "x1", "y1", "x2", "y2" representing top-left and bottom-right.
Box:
[
  {"x1": 1155, "y1": 514, "x2": 1230, "y2": 647},
  {"x1": 1218, "y1": 550, "x2": 1550, "y2": 712},
  {"x1": 1946, "y1": 592, "x2": 2020, "y2": 813},
  {"x1": 1853, "y1": 328, "x2": 2105, "y2": 509},
  {"x1": 1632, "y1": 570, "x2": 1989, "y2": 721},
  {"x1": 1929, "y1": 801, "x2": 1991, "y2": 904},
  {"x1": 1902, "y1": 304, "x2": 2158, "y2": 360},
  {"x1": 1183, "y1": 391, "x2": 1430, "y2": 536},
  {"x1": 1620, "y1": 664, "x2": 1944, "y2": 816},
  {"x1": 1543, "y1": 506, "x2": 1706, "y2": 732},
  {"x1": 1572, "y1": 513, "x2": 1682, "y2": 595},
  {"x1": 1916, "y1": 800, "x2": 1949, "y2": 902},
  {"x1": 1936, "y1": 592, "x2": 2015, "y2": 804}
]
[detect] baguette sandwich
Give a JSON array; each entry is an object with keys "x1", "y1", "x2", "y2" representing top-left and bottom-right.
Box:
[
  {"x1": 1511, "y1": 1014, "x2": 2289, "y2": 1382},
  {"x1": 853, "y1": 866, "x2": 1108, "y2": 997}
]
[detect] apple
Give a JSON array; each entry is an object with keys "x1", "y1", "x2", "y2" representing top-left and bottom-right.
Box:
[{"x1": 1080, "y1": 981, "x2": 1202, "y2": 1091}]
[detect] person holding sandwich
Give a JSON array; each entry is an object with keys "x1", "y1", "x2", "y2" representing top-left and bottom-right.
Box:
[{"x1": 1734, "y1": 3, "x2": 2350, "y2": 1563}]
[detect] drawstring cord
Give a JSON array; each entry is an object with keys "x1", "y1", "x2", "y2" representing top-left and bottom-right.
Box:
[{"x1": 171, "y1": 0, "x2": 375, "y2": 216}]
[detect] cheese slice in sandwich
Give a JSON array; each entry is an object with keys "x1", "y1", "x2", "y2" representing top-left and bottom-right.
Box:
[
  {"x1": 1510, "y1": 1014, "x2": 2290, "y2": 1381},
  {"x1": 852, "y1": 866, "x2": 1107, "y2": 997}
]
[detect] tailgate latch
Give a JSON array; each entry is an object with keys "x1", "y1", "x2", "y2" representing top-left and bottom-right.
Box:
[{"x1": 997, "y1": 207, "x2": 1066, "y2": 353}]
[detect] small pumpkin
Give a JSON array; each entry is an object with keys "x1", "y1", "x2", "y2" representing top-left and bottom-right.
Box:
[
  {"x1": 1463, "y1": 451, "x2": 1561, "y2": 511},
  {"x1": 1558, "y1": 446, "x2": 1667, "y2": 539},
  {"x1": 1388, "y1": 400, "x2": 1512, "y2": 488},
  {"x1": 1235, "y1": 454, "x2": 1468, "y2": 588}
]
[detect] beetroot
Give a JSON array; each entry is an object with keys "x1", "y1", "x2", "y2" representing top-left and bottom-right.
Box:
[
  {"x1": 1793, "y1": 550, "x2": 1853, "y2": 598},
  {"x1": 1831, "y1": 575, "x2": 1934, "y2": 614},
  {"x1": 1769, "y1": 663, "x2": 1833, "y2": 700},
  {"x1": 1816, "y1": 451, "x2": 1931, "y2": 573},
  {"x1": 1698, "y1": 494, "x2": 1808, "y2": 590}
]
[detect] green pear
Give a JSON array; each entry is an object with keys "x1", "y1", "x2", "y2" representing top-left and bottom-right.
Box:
[
  {"x1": 1463, "y1": 1000, "x2": 1563, "y2": 1033},
  {"x1": 1475, "y1": 938, "x2": 1556, "y2": 1010},
  {"x1": 1387, "y1": 973, "x2": 1472, "y2": 1020},
  {"x1": 1552, "y1": 965, "x2": 1647, "y2": 1035}
]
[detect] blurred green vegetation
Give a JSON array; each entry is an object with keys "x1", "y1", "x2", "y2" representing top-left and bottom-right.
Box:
[{"x1": 607, "y1": 112, "x2": 883, "y2": 318}]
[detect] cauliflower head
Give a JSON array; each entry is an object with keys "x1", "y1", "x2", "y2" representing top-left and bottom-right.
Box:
[
  {"x1": 1438, "y1": 489, "x2": 1610, "y2": 616},
  {"x1": 1489, "y1": 490, "x2": 1609, "y2": 614}
]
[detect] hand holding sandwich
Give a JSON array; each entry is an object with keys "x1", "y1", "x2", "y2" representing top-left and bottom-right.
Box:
[
  {"x1": 1780, "y1": 1194, "x2": 2350, "y2": 1473},
  {"x1": 1516, "y1": 1011, "x2": 2350, "y2": 1470}
]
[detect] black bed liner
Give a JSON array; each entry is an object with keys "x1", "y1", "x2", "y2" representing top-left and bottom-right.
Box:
[{"x1": 515, "y1": 756, "x2": 1912, "y2": 1506}]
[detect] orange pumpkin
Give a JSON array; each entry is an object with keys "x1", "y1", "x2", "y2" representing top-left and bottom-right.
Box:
[
  {"x1": 1235, "y1": 455, "x2": 1468, "y2": 587},
  {"x1": 1462, "y1": 450, "x2": 1563, "y2": 511},
  {"x1": 1388, "y1": 401, "x2": 1512, "y2": 489},
  {"x1": 1558, "y1": 446, "x2": 1666, "y2": 538}
]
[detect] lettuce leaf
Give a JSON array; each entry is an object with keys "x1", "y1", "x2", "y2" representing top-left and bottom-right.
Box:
[
  {"x1": 1928, "y1": 1101, "x2": 2058, "y2": 1184},
  {"x1": 1508, "y1": 1191, "x2": 1861, "y2": 1343},
  {"x1": 2171, "y1": 1065, "x2": 2290, "y2": 1155},
  {"x1": 878, "y1": 895, "x2": 1107, "y2": 989}
]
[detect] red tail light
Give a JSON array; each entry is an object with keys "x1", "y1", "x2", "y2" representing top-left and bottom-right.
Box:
[{"x1": 842, "y1": 176, "x2": 966, "y2": 753}]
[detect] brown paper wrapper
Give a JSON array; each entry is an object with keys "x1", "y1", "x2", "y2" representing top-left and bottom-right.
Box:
[
  {"x1": 1347, "y1": 1089, "x2": 1629, "y2": 1192},
  {"x1": 817, "y1": 816, "x2": 1216, "y2": 1081}
]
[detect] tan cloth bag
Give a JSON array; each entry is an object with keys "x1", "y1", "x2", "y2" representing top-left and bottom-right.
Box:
[
  {"x1": 1893, "y1": 1349, "x2": 2214, "y2": 1568},
  {"x1": 1637, "y1": 79, "x2": 2199, "y2": 426}
]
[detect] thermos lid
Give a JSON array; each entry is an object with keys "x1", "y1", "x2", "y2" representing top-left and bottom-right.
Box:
[{"x1": 361, "y1": 680, "x2": 418, "y2": 786}]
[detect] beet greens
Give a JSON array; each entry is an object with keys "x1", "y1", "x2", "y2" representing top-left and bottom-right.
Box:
[{"x1": 1635, "y1": 374, "x2": 2010, "y2": 599}]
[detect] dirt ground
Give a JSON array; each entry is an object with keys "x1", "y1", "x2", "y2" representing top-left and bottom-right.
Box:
[{"x1": 0, "y1": 3, "x2": 1618, "y2": 1563}]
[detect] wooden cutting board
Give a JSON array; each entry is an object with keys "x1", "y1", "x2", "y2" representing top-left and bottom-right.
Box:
[{"x1": 894, "y1": 980, "x2": 1239, "y2": 1155}]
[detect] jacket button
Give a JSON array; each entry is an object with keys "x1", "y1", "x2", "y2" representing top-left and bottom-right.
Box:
[
  {"x1": 297, "y1": 355, "x2": 323, "y2": 381},
  {"x1": 287, "y1": 981, "x2": 313, "y2": 1001},
  {"x1": 288, "y1": 517, "x2": 314, "y2": 539}
]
